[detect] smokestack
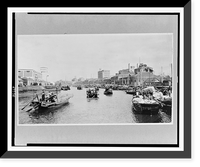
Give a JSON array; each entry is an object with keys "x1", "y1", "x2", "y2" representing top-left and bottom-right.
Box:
[{"x1": 128, "y1": 63, "x2": 130, "y2": 71}]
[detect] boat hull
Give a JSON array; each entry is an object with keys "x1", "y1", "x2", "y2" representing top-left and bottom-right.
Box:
[
  {"x1": 104, "y1": 92, "x2": 113, "y2": 95},
  {"x1": 126, "y1": 91, "x2": 136, "y2": 95},
  {"x1": 30, "y1": 99, "x2": 70, "y2": 112},
  {"x1": 132, "y1": 98, "x2": 160, "y2": 115},
  {"x1": 132, "y1": 103, "x2": 160, "y2": 115},
  {"x1": 87, "y1": 94, "x2": 98, "y2": 98},
  {"x1": 161, "y1": 99, "x2": 172, "y2": 115},
  {"x1": 104, "y1": 89, "x2": 113, "y2": 95}
]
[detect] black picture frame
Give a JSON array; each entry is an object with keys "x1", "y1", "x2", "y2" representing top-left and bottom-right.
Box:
[{"x1": 2, "y1": 2, "x2": 191, "y2": 159}]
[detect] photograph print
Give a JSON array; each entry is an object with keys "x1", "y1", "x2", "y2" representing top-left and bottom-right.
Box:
[{"x1": 17, "y1": 13, "x2": 175, "y2": 125}]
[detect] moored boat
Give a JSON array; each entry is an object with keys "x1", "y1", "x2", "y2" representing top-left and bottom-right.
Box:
[
  {"x1": 104, "y1": 88, "x2": 113, "y2": 95},
  {"x1": 160, "y1": 96, "x2": 172, "y2": 114},
  {"x1": 126, "y1": 87, "x2": 136, "y2": 95},
  {"x1": 22, "y1": 92, "x2": 72, "y2": 112},
  {"x1": 61, "y1": 85, "x2": 70, "y2": 90},
  {"x1": 132, "y1": 97, "x2": 160, "y2": 115}
]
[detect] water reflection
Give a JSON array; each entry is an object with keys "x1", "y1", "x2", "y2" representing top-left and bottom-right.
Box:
[{"x1": 28, "y1": 102, "x2": 70, "y2": 124}]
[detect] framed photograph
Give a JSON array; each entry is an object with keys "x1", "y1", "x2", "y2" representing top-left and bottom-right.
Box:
[{"x1": 3, "y1": 3, "x2": 191, "y2": 158}]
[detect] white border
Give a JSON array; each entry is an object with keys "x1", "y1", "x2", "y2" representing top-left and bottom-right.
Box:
[{"x1": 7, "y1": 7, "x2": 184, "y2": 152}]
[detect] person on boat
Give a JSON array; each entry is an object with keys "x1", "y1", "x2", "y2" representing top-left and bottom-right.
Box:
[
  {"x1": 142, "y1": 91, "x2": 147, "y2": 99},
  {"x1": 94, "y1": 88, "x2": 98, "y2": 97},
  {"x1": 41, "y1": 90, "x2": 45, "y2": 101},
  {"x1": 148, "y1": 92, "x2": 154, "y2": 100},
  {"x1": 153, "y1": 90, "x2": 164, "y2": 101},
  {"x1": 95, "y1": 87, "x2": 98, "y2": 92},
  {"x1": 50, "y1": 93, "x2": 57, "y2": 102},
  {"x1": 87, "y1": 89, "x2": 91, "y2": 98},
  {"x1": 48, "y1": 92, "x2": 54, "y2": 102},
  {"x1": 135, "y1": 91, "x2": 140, "y2": 98},
  {"x1": 105, "y1": 87, "x2": 109, "y2": 92},
  {"x1": 45, "y1": 91, "x2": 51, "y2": 102},
  {"x1": 91, "y1": 89, "x2": 94, "y2": 95}
]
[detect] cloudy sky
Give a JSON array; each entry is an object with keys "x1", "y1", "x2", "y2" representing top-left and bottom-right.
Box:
[{"x1": 17, "y1": 33, "x2": 172, "y2": 82}]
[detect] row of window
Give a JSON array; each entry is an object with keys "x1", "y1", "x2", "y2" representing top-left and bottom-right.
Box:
[{"x1": 18, "y1": 70, "x2": 42, "y2": 79}]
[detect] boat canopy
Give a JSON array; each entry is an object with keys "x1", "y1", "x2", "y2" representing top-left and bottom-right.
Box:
[{"x1": 143, "y1": 86, "x2": 156, "y2": 93}]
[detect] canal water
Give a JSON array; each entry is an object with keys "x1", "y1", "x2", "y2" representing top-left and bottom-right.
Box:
[{"x1": 18, "y1": 87, "x2": 171, "y2": 124}]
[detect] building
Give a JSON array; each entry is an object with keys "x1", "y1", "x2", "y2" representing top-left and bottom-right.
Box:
[
  {"x1": 21, "y1": 77, "x2": 35, "y2": 86},
  {"x1": 18, "y1": 69, "x2": 43, "y2": 86},
  {"x1": 98, "y1": 70, "x2": 110, "y2": 79},
  {"x1": 116, "y1": 64, "x2": 135, "y2": 85},
  {"x1": 143, "y1": 77, "x2": 162, "y2": 87},
  {"x1": 18, "y1": 77, "x2": 23, "y2": 87},
  {"x1": 18, "y1": 69, "x2": 42, "y2": 80}
]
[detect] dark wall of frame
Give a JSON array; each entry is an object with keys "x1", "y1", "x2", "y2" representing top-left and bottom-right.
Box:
[{"x1": 2, "y1": 2, "x2": 191, "y2": 159}]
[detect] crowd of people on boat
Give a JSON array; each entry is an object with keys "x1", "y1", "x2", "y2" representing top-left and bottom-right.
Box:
[
  {"x1": 41, "y1": 90, "x2": 57, "y2": 103},
  {"x1": 133, "y1": 85, "x2": 172, "y2": 101},
  {"x1": 86, "y1": 87, "x2": 99, "y2": 98}
]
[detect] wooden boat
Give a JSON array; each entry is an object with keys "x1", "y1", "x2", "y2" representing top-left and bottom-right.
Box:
[
  {"x1": 87, "y1": 93, "x2": 98, "y2": 98},
  {"x1": 125, "y1": 88, "x2": 136, "y2": 95},
  {"x1": 160, "y1": 96, "x2": 172, "y2": 115},
  {"x1": 61, "y1": 85, "x2": 70, "y2": 90},
  {"x1": 86, "y1": 89, "x2": 98, "y2": 98},
  {"x1": 132, "y1": 97, "x2": 160, "y2": 115},
  {"x1": 104, "y1": 88, "x2": 113, "y2": 95},
  {"x1": 23, "y1": 93, "x2": 72, "y2": 112},
  {"x1": 77, "y1": 86, "x2": 82, "y2": 90}
]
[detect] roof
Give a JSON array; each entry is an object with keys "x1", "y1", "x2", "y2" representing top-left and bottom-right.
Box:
[
  {"x1": 18, "y1": 69, "x2": 41, "y2": 74},
  {"x1": 22, "y1": 77, "x2": 34, "y2": 81},
  {"x1": 144, "y1": 77, "x2": 161, "y2": 83}
]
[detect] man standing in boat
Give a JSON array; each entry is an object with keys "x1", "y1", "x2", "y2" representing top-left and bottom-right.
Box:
[{"x1": 41, "y1": 90, "x2": 45, "y2": 101}]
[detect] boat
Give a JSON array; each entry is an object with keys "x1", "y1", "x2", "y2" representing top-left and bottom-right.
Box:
[
  {"x1": 132, "y1": 85, "x2": 173, "y2": 115},
  {"x1": 23, "y1": 93, "x2": 72, "y2": 112},
  {"x1": 132, "y1": 97, "x2": 160, "y2": 115},
  {"x1": 86, "y1": 89, "x2": 98, "y2": 98},
  {"x1": 118, "y1": 85, "x2": 129, "y2": 91},
  {"x1": 126, "y1": 90, "x2": 136, "y2": 95},
  {"x1": 104, "y1": 88, "x2": 113, "y2": 95},
  {"x1": 61, "y1": 85, "x2": 70, "y2": 90},
  {"x1": 77, "y1": 86, "x2": 82, "y2": 90},
  {"x1": 112, "y1": 85, "x2": 119, "y2": 90},
  {"x1": 126, "y1": 87, "x2": 136, "y2": 95},
  {"x1": 160, "y1": 96, "x2": 172, "y2": 114}
]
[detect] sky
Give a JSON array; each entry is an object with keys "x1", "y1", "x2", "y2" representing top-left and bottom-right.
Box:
[{"x1": 17, "y1": 33, "x2": 172, "y2": 82}]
